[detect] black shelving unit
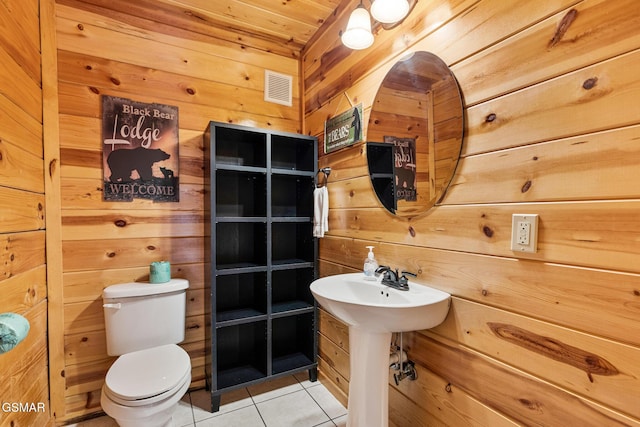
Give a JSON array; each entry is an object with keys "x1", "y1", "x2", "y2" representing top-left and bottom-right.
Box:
[
  {"x1": 204, "y1": 121, "x2": 318, "y2": 412},
  {"x1": 367, "y1": 142, "x2": 396, "y2": 213}
]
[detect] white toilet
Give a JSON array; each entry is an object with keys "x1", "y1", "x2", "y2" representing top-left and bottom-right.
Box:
[{"x1": 100, "y1": 278, "x2": 191, "y2": 427}]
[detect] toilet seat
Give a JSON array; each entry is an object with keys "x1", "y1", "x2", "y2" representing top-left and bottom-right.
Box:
[{"x1": 104, "y1": 344, "x2": 190, "y2": 407}]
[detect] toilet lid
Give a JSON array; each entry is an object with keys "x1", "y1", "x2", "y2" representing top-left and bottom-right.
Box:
[{"x1": 105, "y1": 344, "x2": 191, "y2": 401}]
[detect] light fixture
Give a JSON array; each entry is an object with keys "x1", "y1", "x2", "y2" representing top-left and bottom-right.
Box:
[
  {"x1": 341, "y1": 3, "x2": 374, "y2": 50},
  {"x1": 342, "y1": 0, "x2": 411, "y2": 50},
  {"x1": 371, "y1": 0, "x2": 410, "y2": 24}
]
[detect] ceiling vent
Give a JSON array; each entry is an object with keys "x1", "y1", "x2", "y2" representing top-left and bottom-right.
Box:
[{"x1": 264, "y1": 70, "x2": 293, "y2": 107}]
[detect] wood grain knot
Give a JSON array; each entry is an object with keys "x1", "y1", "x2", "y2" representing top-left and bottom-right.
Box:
[
  {"x1": 89, "y1": 86, "x2": 100, "y2": 94},
  {"x1": 521, "y1": 180, "x2": 532, "y2": 193},
  {"x1": 77, "y1": 23, "x2": 84, "y2": 31},
  {"x1": 548, "y1": 9, "x2": 578, "y2": 49},
  {"x1": 488, "y1": 322, "x2": 619, "y2": 382},
  {"x1": 445, "y1": 383, "x2": 452, "y2": 393},
  {"x1": 110, "y1": 77, "x2": 121, "y2": 86},
  {"x1": 634, "y1": 290, "x2": 640, "y2": 296},
  {"x1": 518, "y1": 398, "x2": 543, "y2": 412},
  {"x1": 114, "y1": 219, "x2": 127, "y2": 227},
  {"x1": 186, "y1": 87, "x2": 196, "y2": 95},
  {"x1": 81, "y1": 337, "x2": 88, "y2": 342},
  {"x1": 408, "y1": 226, "x2": 416, "y2": 237},
  {"x1": 38, "y1": 203, "x2": 43, "y2": 211},
  {"x1": 582, "y1": 77, "x2": 598, "y2": 90},
  {"x1": 485, "y1": 113, "x2": 497, "y2": 123},
  {"x1": 349, "y1": 190, "x2": 355, "y2": 197},
  {"x1": 482, "y1": 225, "x2": 494, "y2": 238},
  {"x1": 481, "y1": 289, "x2": 488, "y2": 296},
  {"x1": 49, "y1": 158, "x2": 58, "y2": 177},
  {"x1": 107, "y1": 252, "x2": 116, "y2": 258},
  {"x1": 147, "y1": 245, "x2": 156, "y2": 250},
  {"x1": 85, "y1": 65, "x2": 92, "y2": 70}
]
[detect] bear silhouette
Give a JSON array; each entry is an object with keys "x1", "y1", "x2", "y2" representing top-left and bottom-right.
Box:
[
  {"x1": 160, "y1": 167, "x2": 174, "y2": 179},
  {"x1": 107, "y1": 147, "x2": 170, "y2": 182},
  {"x1": 351, "y1": 107, "x2": 362, "y2": 142}
]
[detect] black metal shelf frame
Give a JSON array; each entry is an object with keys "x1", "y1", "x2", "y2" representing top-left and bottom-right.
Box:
[{"x1": 204, "y1": 121, "x2": 318, "y2": 413}]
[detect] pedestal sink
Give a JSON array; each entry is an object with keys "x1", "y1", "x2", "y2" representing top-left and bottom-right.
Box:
[{"x1": 310, "y1": 273, "x2": 451, "y2": 427}]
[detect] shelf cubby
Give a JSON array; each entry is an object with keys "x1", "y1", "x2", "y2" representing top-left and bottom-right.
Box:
[
  {"x1": 272, "y1": 222, "x2": 314, "y2": 265},
  {"x1": 216, "y1": 272, "x2": 267, "y2": 323},
  {"x1": 271, "y1": 134, "x2": 315, "y2": 172},
  {"x1": 216, "y1": 321, "x2": 268, "y2": 389},
  {"x1": 216, "y1": 170, "x2": 266, "y2": 217},
  {"x1": 271, "y1": 175, "x2": 313, "y2": 217},
  {"x1": 272, "y1": 313, "x2": 315, "y2": 375},
  {"x1": 216, "y1": 222, "x2": 267, "y2": 269},
  {"x1": 271, "y1": 268, "x2": 315, "y2": 315},
  {"x1": 214, "y1": 126, "x2": 266, "y2": 168}
]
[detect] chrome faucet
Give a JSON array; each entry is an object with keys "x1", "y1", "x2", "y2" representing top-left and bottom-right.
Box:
[{"x1": 375, "y1": 266, "x2": 416, "y2": 291}]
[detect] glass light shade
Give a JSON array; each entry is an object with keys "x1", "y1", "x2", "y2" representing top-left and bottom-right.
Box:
[
  {"x1": 341, "y1": 6, "x2": 374, "y2": 50},
  {"x1": 370, "y1": 0, "x2": 410, "y2": 24}
]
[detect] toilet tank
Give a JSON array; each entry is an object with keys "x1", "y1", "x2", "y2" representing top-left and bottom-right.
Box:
[{"x1": 103, "y1": 278, "x2": 189, "y2": 356}]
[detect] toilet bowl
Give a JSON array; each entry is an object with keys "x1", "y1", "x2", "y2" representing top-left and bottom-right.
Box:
[{"x1": 101, "y1": 344, "x2": 191, "y2": 427}]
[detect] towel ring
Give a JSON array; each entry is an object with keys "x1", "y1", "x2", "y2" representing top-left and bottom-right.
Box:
[{"x1": 315, "y1": 167, "x2": 331, "y2": 187}]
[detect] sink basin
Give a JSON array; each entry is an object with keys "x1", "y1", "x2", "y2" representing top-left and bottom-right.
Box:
[
  {"x1": 310, "y1": 273, "x2": 451, "y2": 427},
  {"x1": 310, "y1": 273, "x2": 450, "y2": 333}
]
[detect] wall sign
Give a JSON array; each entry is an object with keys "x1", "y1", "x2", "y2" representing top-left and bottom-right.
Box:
[
  {"x1": 324, "y1": 104, "x2": 363, "y2": 153},
  {"x1": 385, "y1": 136, "x2": 417, "y2": 202},
  {"x1": 102, "y1": 95, "x2": 179, "y2": 202}
]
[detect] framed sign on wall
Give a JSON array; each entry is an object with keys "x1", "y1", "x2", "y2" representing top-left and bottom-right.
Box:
[
  {"x1": 101, "y1": 95, "x2": 180, "y2": 202},
  {"x1": 385, "y1": 136, "x2": 417, "y2": 202},
  {"x1": 324, "y1": 103, "x2": 363, "y2": 154}
]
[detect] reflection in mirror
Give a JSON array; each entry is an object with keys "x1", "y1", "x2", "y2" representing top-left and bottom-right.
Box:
[{"x1": 367, "y1": 51, "x2": 464, "y2": 217}]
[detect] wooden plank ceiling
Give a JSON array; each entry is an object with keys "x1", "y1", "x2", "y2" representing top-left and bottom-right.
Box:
[{"x1": 58, "y1": 0, "x2": 346, "y2": 57}]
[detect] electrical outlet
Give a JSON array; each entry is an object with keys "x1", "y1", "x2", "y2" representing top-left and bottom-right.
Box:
[
  {"x1": 517, "y1": 221, "x2": 530, "y2": 245},
  {"x1": 511, "y1": 214, "x2": 538, "y2": 253}
]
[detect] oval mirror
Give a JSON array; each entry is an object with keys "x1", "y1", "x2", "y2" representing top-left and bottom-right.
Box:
[{"x1": 366, "y1": 51, "x2": 464, "y2": 217}]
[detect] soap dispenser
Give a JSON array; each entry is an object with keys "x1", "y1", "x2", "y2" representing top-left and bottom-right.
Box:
[{"x1": 363, "y1": 246, "x2": 379, "y2": 280}]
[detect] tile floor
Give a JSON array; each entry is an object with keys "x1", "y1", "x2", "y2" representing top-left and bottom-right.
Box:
[{"x1": 69, "y1": 374, "x2": 347, "y2": 427}]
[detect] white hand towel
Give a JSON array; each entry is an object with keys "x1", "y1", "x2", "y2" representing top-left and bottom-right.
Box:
[
  {"x1": 313, "y1": 186, "x2": 329, "y2": 237},
  {"x1": 321, "y1": 186, "x2": 329, "y2": 235}
]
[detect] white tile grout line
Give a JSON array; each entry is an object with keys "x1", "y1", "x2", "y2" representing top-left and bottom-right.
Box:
[
  {"x1": 304, "y1": 387, "x2": 339, "y2": 427},
  {"x1": 185, "y1": 376, "x2": 346, "y2": 427},
  {"x1": 184, "y1": 392, "x2": 197, "y2": 427}
]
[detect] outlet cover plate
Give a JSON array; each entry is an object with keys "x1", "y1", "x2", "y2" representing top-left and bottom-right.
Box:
[{"x1": 511, "y1": 214, "x2": 538, "y2": 253}]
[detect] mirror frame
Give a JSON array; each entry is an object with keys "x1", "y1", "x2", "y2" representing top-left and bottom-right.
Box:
[{"x1": 366, "y1": 51, "x2": 464, "y2": 218}]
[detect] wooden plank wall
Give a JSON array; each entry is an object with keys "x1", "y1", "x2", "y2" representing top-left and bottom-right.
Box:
[
  {"x1": 304, "y1": 0, "x2": 640, "y2": 425},
  {"x1": 52, "y1": 1, "x2": 301, "y2": 422},
  {"x1": 0, "y1": 0, "x2": 53, "y2": 426}
]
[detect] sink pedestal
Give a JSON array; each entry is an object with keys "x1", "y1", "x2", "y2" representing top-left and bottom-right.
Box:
[{"x1": 347, "y1": 328, "x2": 392, "y2": 427}]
